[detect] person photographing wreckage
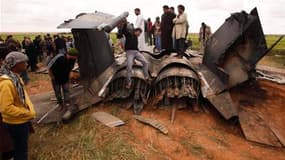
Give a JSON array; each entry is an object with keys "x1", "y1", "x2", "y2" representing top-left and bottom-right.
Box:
[
  {"x1": 0, "y1": 51, "x2": 36, "y2": 160},
  {"x1": 47, "y1": 48, "x2": 78, "y2": 109},
  {"x1": 118, "y1": 19, "x2": 150, "y2": 89}
]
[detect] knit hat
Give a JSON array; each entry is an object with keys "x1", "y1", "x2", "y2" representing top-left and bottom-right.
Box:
[
  {"x1": 5, "y1": 51, "x2": 28, "y2": 68},
  {"x1": 67, "y1": 48, "x2": 78, "y2": 56}
]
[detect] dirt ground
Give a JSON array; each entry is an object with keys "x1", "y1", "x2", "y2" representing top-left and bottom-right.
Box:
[{"x1": 26, "y1": 73, "x2": 285, "y2": 160}]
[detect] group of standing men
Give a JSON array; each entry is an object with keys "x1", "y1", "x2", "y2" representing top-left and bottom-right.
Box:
[
  {"x1": 133, "y1": 5, "x2": 189, "y2": 58},
  {"x1": 117, "y1": 4, "x2": 190, "y2": 89}
]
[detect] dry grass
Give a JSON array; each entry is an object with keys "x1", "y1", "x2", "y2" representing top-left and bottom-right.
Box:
[{"x1": 29, "y1": 108, "x2": 144, "y2": 160}]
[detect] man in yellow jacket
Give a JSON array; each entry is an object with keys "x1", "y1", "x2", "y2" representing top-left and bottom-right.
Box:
[{"x1": 0, "y1": 51, "x2": 35, "y2": 160}]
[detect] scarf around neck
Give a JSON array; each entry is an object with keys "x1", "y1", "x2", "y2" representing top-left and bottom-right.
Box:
[{"x1": 0, "y1": 60, "x2": 27, "y2": 107}]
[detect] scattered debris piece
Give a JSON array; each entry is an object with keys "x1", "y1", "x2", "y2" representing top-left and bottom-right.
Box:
[
  {"x1": 91, "y1": 112, "x2": 125, "y2": 127},
  {"x1": 133, "y1": 115, "x2": 168, "y2": 134}
]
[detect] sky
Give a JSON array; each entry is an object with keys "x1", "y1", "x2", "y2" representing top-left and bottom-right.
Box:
[{"x1": 0, "y1": 0, "x2": 285, "y2": 34}]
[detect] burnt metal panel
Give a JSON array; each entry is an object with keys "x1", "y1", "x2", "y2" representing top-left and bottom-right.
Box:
[
  {"x1": 155, "y1": 67, "x2": 198, "y2": 83},
  {"x1": 207, "y1": 91, "x2": 238, "y2": 120},
  {"x1": 203, "y1": 8, "x2": 267, "y2": 87},
  {"x1": 197, "y1": 65, "x2": 226, "y2": 98},
  {"x1": 58, "y1": 11, "x2": 129, "y2": 32},
  {"x1": 72, "y1": 29, "x2": 114, "y2": 82},
  {"x1": 152, "y1": 57, "x2": 196, "y2": 78},
  {"x1": 57, "y1": 11, "x2": 114, "y2": 29},
  {"x1": 239, "y1": 109, "x2": 283, "y2": 147},
  {"x1": 113, "y1": 67, "x2": 146, "y2": 80},
  {"x1": 133, "y1": 115, "x2": 168, "y2": 134}
]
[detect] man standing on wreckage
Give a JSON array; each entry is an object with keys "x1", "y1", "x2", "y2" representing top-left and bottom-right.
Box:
[{"x1": 117, "y1": 18, "x2": 151, "y2": 89}]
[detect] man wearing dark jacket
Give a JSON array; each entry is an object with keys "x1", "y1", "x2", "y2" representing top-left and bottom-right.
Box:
[
  {"x1": 118, "y1": 20, "x2": 150, "y2": 89},
  {"x1": 161, "y1": 5, "x2": 176, "y2": 51},
  {"x1": 47, "y1": 48, "x2": 77, "y2": 106}
]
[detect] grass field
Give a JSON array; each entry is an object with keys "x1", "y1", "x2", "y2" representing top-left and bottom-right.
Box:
[{"x1": 1, "y1": 32, "x2": 285, "y2": 68}]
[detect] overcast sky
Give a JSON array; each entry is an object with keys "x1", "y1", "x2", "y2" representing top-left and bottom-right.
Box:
[{"x1": 0, "y1": 0, "x2": 284, "y2": 34}]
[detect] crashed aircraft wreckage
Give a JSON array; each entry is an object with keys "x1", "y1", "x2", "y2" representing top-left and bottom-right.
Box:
[{"x1": 31, "y1": 8, "x2": 285, "y2": 147}]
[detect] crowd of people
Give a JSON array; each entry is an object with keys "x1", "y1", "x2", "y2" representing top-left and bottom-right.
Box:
[{"x1": 119, "y1": 5, "x2": 212, "y2": 54}]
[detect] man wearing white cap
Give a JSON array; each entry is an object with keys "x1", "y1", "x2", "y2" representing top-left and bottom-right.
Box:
[{"x1": 0, "y1": 51, "x2": 35, "y2": 160}]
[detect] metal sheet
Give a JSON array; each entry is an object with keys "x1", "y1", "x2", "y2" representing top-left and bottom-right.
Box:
[
  {"x1": 31, "y1": 86, "x2": 85, "y2": 123},
  {"x1": 57, "y1": 11, "x2": 114, "y2": 29},
  {"x1": 239, "y1": 109, "x2": 282, "y2": 147},
  {"x1": 72, "y1": 29, "x2": 114, "y2": 82},
  {"x1": 196, "y1": 65, "x2": 226, "y2": 98},
  {"x1": 207, "y1": 91, "x2": 238, "y2": 120},
  {"x1": 133, "y1": 115, "x2": 168, "y2": 134},
  {"x1": 203, "y1": 8, "x2": 267, "y2": 87},
  {"x1": 91, "y1": 112, "x2": 125, "y2": 127},
  {"x1": 152, "y1": 57, "x2": 195, "y2": 78},
  {"x1": 113, "y1": 67, "x2": 146, "y2": 80},
  {"x1": 155, "y1": 67, "x2": 198, "y2": 83}
]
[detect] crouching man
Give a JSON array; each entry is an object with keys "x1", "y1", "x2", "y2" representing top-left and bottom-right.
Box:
[
  {"x1": 119, "y1": 19, "x2": 150, "y2": 88},
  {"x1": 0, "y1": 51, "x2": 36, "y2": 160},
  {"x1": 47, "y1": 48, "x2": 78, "y2": 107}
]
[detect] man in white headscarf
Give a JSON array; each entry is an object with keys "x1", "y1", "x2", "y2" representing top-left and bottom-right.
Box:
[{"x1": 134, "y1": 8, "x2": 146, "y2": 51}]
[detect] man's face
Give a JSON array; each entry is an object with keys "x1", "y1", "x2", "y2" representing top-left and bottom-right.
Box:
[
  {"x1": 178, "y1": 8, "x2": 183, "y2": 14},
  {"x1": 163, "y1": 8, "x2": 168, "y2": 13},
  {"x1": 134, "y1": 31, "x2": 142, "y2": 36},
  {"x1": 135, "y1": 10, "x2": 140, "y2": 16},
  {"x1": 14, "y1": 62, "x2": 28, "y2": 73}
]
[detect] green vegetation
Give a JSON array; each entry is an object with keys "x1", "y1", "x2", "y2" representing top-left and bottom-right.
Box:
[
  {"x1": 0, "y1": 33, "x2": 72, "y2": 41},
  {"x1": 1, "y1": 32, "x2": 284, "y2": 69}
]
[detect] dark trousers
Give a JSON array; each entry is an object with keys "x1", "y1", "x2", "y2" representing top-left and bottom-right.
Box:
[
  {"x1": 27, "y1": 55, "x2": 38, "y2": 72},
  {"x1": 175, "y1": 38, "x2": 186, "y2": 56},
  {"x1": 3, "y1": 122, "x2": 30, "y2": 160},
  {"x1": 147, "y1": 32, "x2": 153, "y2": 45},
  {"x1": 51, "y1": 80, "x2": 70, "y2": 104}
]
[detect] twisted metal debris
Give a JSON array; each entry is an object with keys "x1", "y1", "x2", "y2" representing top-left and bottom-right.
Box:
[{"x1": 31, "y1": 8, "x2": 285, "y2": 147}]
